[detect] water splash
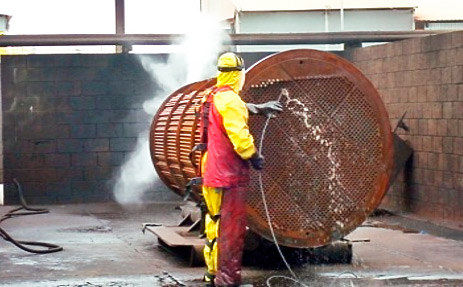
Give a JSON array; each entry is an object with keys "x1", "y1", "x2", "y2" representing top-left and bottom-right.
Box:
[{"x1": 280, "y1": 88, "x2": 348, "y2": 226}]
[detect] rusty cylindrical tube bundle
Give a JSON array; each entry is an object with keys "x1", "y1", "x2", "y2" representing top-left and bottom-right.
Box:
[
  {"x1": 149, "y1": 78, "x2": 215, "y2": 202},
  {"x1": 149, "y1": 49, "x2": 393, "y2": 248}
]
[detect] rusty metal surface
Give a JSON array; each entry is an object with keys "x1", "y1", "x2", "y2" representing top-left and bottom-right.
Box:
[
  {"x1": 0, "y1": 31, "x2": 447, "y2": 47},
  {"x1": 241, "y1": 49, "x2": 393, "y2": 247},
  {"x1": 149, "y1": 49, "x2": 393, "y2": 248},
  {"x1": 149, "y1": 79, "x2": 215, "y2": 200},
  {"x1": 144, "y1": 226, "x2": 204, "y2": 247}
]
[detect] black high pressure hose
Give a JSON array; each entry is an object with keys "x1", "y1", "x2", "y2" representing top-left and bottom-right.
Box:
[{"x1": 0, "y1": 179, "x2": 63, "y2": 254}]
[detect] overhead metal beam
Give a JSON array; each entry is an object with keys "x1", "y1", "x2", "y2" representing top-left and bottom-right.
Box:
[{"x1": 0, "y1": 31, "x2": 450, "y2": 47}]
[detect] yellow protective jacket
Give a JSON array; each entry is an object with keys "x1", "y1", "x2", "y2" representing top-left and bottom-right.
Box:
[{"x1": 201, "y1": 67, "x2": 257, "y2": 187}]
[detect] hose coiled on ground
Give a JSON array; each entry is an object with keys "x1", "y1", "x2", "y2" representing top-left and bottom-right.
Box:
[{"x1": 0, "y1": 178, "x2": 63, "y2": 254}]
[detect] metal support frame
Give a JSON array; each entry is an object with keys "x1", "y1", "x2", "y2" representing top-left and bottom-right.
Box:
[
  {"x1": 115, "y1": 0, "x2": 125, "y2": 35},
  {"x1": 115, "y1": 0, "x2": 131, "y2": 53},
  {"x1": 0, "y1": 31, "x2": 449, "y2": 47}
]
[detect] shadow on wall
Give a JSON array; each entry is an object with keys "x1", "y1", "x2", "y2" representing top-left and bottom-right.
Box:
[{"x1": 402, "y1": 154, "x2": 415, "y2": 212}]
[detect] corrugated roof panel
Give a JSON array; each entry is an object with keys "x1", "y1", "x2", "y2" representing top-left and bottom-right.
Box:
[{"x1": 236, "y1": 0, "x2": 416, "y2": 12}]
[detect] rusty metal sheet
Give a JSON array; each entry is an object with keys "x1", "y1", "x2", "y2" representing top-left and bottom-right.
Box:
[
  {"x1": 143, "y1": 225, "x2": 204, "y2": 247},
  {"x1": 150, "y1": 49, "x2": 393, "y2": 248}
]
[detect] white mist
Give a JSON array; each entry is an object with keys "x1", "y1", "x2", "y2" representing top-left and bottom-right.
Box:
[{"x1": 113, "y1": 15, "x2": 229, "y2": 205}]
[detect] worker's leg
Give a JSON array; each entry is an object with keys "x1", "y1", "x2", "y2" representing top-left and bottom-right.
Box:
[
  {"x1": 202, "y1": 185, "x2": 223, "y2": 285},
  {"x1": 215, "y1": 186, "x2": 247, "y2": 286}
]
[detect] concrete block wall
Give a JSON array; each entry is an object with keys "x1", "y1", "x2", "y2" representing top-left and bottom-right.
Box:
[
  {"x1": 345, "y1": 30, "x2": 463, "y2": 224},
  {"x1": 0, "y1": 54, "x2": 172, "y2": 204}
]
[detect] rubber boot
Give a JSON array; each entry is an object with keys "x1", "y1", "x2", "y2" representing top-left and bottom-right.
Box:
[{"x1": 203, "y1": 273, "x2": 215, "y2": 287}]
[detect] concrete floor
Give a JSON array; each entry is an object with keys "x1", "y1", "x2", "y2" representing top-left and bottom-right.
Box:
[{"x1": 1, "y1": 202, "x2": 463, "y2": 287}]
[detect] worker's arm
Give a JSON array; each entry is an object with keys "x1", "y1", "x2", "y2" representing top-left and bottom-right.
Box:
[
  {"x1": 246, "y1": 101, "x2": 283, "y2": 117},
  {"x1": 214, "y1": 91, "x2": 257, "y2": 160}
]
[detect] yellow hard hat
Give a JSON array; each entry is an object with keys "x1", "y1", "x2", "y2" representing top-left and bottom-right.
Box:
[{"x1": 217, "y1": 52, "x2": 245, "y2": 72}]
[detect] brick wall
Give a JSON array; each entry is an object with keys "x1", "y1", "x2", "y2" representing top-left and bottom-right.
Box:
[
  {"x1": 0, "y1": 54, "x2": 172, "y2": 204},
  {"x1": 0, "y1": 53, "x2": 267, "y2": 204},
  {"x1": 345, "y1": 30, "x2": 463, "y2": 224}
]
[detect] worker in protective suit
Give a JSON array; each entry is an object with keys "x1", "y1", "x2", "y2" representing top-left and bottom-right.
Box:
[{"x1": 200, "y1": 52, "x2": 282, "y2": 287}]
